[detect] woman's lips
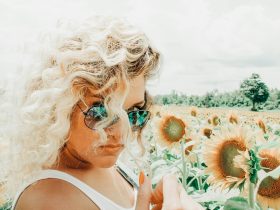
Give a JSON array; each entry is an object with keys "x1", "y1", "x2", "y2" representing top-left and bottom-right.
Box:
[
  {"x1": 100, "y1": 144, "x2": 124, "y2": 148},
  {"x1": 98, "y1": 144, "x2": 125, "y2": 153}
]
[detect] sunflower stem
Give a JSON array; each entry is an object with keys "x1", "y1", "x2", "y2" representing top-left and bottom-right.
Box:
[
  {"x1": 180, "y1": 140, "x2": 187, "y2": 191},
  {"x1": 196, "y1": 153, "x2": 203, "y2": 191},
  {"x1": 153, "y1": 134, "x2": 158, "y2": 157},
  {"x1": 249, "y1": 182, "x2": 255, "y2": 209}
]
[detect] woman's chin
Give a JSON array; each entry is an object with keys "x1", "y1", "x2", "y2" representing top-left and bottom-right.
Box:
[{"x1": 96, "y1": 155, "x2": 120, "y2": 168}]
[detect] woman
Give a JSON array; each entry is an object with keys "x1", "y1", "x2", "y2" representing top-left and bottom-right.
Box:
[{"x1": 0, "y1": 16, "x2": 203, "y2": 210}]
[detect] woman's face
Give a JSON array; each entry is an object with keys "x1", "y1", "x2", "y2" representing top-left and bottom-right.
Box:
[{"x1": 60, "y1": 74, "x2": 146, "y2": 170}]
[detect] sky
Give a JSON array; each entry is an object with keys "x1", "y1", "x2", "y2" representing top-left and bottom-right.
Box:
[{"x1": 1, "y1": 0, "x2": 280, "y2": 96}]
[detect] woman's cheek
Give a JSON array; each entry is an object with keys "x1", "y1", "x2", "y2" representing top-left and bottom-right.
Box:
[{"x1": 74, "y1": 130, "x2": 100, "y2": 152}]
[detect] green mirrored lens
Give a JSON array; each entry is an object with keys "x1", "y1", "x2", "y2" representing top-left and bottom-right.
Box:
[
  {"x1": 128, "y1": 110, "x2": 150, "y2": 129},
  {"x1": 87, "y1": 103, "x2": 107, "y2": 119}
]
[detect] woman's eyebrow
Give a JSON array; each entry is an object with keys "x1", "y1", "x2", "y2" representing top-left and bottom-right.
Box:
[
  {"x1": 128, "y1": 91, "x2": 149, "y2": 109},
  {"x1": 131, "y1": 100, "x2": 146, "y2": 107},
  {"x1": 88, "y1": 93, "x2": 105, "y2": 99},
  {"x1": 128, "y1": 96, "x2": 147, "y2": 109},
  {"x1": 94, "y1": 93, "x2": 104, "y2": 98}
]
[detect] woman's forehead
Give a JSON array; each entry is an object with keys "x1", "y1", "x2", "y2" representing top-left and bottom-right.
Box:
[
  {"x1": 85, "y1": 74, "x2": 146, "y2": 100},
  {"x1": 85, "y1": 89, "x2": 146, "y2": 105}
]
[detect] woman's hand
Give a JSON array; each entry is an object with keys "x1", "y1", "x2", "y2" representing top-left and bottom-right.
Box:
[{"x1": 136, "y1": 173, "x2": 204, "y2": 210}]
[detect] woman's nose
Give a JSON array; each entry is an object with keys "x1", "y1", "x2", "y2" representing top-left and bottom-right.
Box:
[{"x1": 104, "y1": 122, "x2": 122, "y2": 141}]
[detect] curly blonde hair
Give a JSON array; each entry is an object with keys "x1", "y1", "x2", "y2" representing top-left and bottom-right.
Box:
[{"x1": 0, "y1": 16, "x2": 160, "y2": 205}]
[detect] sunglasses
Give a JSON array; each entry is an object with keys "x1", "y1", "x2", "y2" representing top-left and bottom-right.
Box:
[{"x1": 77, "y1": 100, "x2": 151, "y2": 132}]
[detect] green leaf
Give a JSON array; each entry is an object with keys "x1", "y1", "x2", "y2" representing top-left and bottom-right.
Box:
[
  {"x1": 258, "y1": 165, "x2": 280, "y2": 181},
  {"x1": 150, "y1": 159, "x2": 167, "y2": 171},
  {"x1": 268, "y1": 165, "x2": 280, "y2": 179},
  {"x1": 228, "y1": 182, "x2": 237, "y2": 191},
  {"x1": 224, "y1": 197, "x2": 253, "y2": 210},
  {"x1": 248, "y1": 149, "x2": 261, "y2": 184},
  {"x1": 238, "y1": 179, "x2": 246, "y2": 192},
  {"x1": 256, "y1": 139, "x2": 280, "y2": 151}
]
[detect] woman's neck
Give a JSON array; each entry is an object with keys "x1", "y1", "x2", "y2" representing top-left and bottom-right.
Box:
[
  {"x1": 49, "y1": 144, "x2": 117, "y2": 178},
  {"x1": 57, "y1": 145, "x2": 93, "y2": 170}
]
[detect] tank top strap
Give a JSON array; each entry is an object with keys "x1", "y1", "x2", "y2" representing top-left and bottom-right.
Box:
[{"x1": 10, "y1": 169, "x2": 137, "y2": 210}]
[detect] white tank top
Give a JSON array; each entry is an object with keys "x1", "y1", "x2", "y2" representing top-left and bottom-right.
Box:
[{"x1": 10, "y1": 169, "x2": 137, "y2": 210}]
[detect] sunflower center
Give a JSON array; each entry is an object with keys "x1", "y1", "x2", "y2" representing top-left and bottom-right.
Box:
[
  {"x1": 219, "y1": 139, "x2": 246, "y2": 178},
  {"x1": 258, "y1": 154, "x2": 280, "y2": 198},
  {"x1": 161, "y1": 117, "x2": 185, "y2": 143},
  {"x1": 229, "y1": 115, "x2": 238, "y2": 124},
  {"x1": 212, "y1": 116, "x2": 220, "y2": 126},
  {"x1": 203, "y1": 128, "x2": 212, "y2": 138}
]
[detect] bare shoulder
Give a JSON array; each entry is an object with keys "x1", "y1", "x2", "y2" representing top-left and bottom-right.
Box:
[{"x1": 14, "y1": 178, "x2": 100, "y2": 210}]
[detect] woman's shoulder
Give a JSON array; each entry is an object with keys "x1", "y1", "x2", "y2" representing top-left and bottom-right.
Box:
[{"x1": 14, "y1": 178, "x2": 99, "y2": 210}]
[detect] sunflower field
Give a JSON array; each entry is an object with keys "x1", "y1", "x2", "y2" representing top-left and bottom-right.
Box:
[{"x1": 122, "y1": 105, "x2": 280, "y2": 210}]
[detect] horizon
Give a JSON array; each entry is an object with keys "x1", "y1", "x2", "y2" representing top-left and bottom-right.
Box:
[{"x1": 151, "y1": 78, "x2": 279, "y2": 97}]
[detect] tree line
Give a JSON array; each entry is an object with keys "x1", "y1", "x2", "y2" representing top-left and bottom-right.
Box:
[{"x1": 153, "y1": 73, "x2": 280, "y2": 111}]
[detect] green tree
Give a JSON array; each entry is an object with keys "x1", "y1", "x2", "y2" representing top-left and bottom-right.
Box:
[
  {"x1": 240, "y1": 73, "x2": 269, "y2": 111},
  {"x1": 202, "y1": 92, "x2": 214, "y2": 108}
]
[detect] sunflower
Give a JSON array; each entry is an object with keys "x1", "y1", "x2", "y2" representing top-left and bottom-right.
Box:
[
  {"x1": 190, "y1": 106, "x2": 198, "y2": 117},
  {"x1": 155, "y1": 111, "x2": 161, "y2": 117},
  {"x1": 184, "y1": 134, "x2": 201, "y2": 163},
  {"x1": 184, "y1": 137, "x2": 194, "y2": 156},
  {"x1": 209, "y1": 115, "x2": 220, "y2": 126},
  {"x1": 152, "y1": 114, "x2": 187, "y2": 148},
  {"x1": 202, "y1": 128, "x2": 213, "y2": 139},
  {"x1": 257, "y1": 118, "x2": 267, "y2": 134},
  {"x1": 203, "y1": 125, "x2": 255, "y2": 190},
  {"x1": 228, "y1": 111, "x2": 239, "y2": 124},
  {"x1": 257, "y1": 149, "x2": 280, "y2": 210}
]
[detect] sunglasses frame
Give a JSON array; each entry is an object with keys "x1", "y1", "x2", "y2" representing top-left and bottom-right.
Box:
[{"x1": 78, "y1": 101, "x2": 152, "y2": 132}]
